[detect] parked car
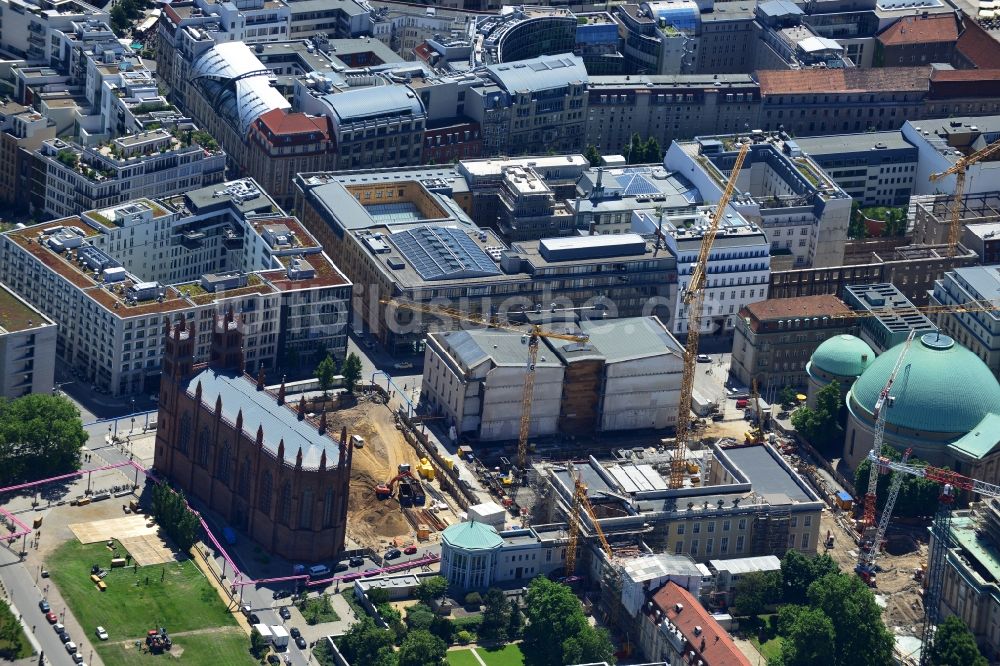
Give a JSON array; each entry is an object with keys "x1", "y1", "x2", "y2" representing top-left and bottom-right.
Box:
[
  {"x1": 295, "y1": 636, "x2": 307, "y2": 650},
  {"x1": 279, "y1": 607, "x2": 291, "y2": 620},
  {"x1": 53, "y1": 623, "x2": 64, "y2": 634},
  {"x1": 289, "y1": 628, "x2": 301, "y2": 639},
  {"x1": 272, "y1": 589, "x2": 291, "y2": 600},
  {"x1": 58, "y1": 631, "x2": 70, "y2": 644},
  {"x1": 349, "y1": 556, "x2": 364, "y2": 567},
  {"x1": 334, "y1": 562, "x2": 349, "y2": 573},
  {"x1": 696, "y1": 354, "x2": 711, "y2": 363},
  {"x1": 65, "y1": 642, "x2": 77, "y2": 654},
  {"x1": 241, "y1": 604, "x2": 251, "y2": 617},
  {"x1": 72, "y1": 653, "x2": 84, "y2": 664},
  {"x1": 384, "y1": 549, "x2": 401, "y2": 560},
  {"x1": 38, "y1": 599, "x2": 50, "y2": 613},
  {"x1": 45, "y1": 612, "x2": 57, "y2": 624},
  {"x1": 736, "y1": 398, "x2": 749, "y2": 409},
  {"x1": 249, "y1": 613, "x2": 260, "y2": 625},
  {"x1": 95, "y1": 626, "x2": 109, "y2": 641},
  {"x1": 393, "y1": 361, "x2": 413, "y2": 370},
  {"x1": 403, "y1": 546, "x2": 418, "y2": 555}
]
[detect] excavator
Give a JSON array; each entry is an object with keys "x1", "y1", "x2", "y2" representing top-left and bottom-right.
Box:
[{"x1": 375, "y1": 465, "x2": 425, "y2": 506}]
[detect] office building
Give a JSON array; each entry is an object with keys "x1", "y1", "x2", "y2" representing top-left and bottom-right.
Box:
[
  {"x1": 731, "y1": 294, "x2": 855, "y2": 391},
  {"x1": 842, "y1": 283, "x2": 938, "y2": 353},
  {"x1": 0, "y1": 101, "x2": 55, "y2": 211},
  {"x1": 874, "y1": 14, "x2": 959, "y2": 67},
  {"x1": 930, "y1": 266, "x2": 1000, "y2": 379},
  {"x1": 964, "y1": 221, "x2": 1000, "y2": 265},
  {"x1": 0, "y1": 179, "x2": 351, "y2": 396},
  {"x1": 0, "y1": 282, "x2": 57, "y2": 399}
]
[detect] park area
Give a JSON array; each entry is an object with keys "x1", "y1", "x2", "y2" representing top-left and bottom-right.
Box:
[
  {"x1": 447, "y1": 644, "x2": 525, "y2": 666},
  {"x1": 48, "y1": 538, "x2": 253, "y2": 666}
]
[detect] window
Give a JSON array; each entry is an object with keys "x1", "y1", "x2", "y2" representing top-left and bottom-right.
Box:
[
  {"x1": 721, "y1": 537, "x2": 729, "y2": 554},
  {"x1": 693, "y1": 522, "x2": 701, "y2": 534},
  {"x1": 279, "y1": 482, "x2": 292, "y2": 524},
  {"x1": 736, "y1": 535, "x2": 745, "y2": 552},
  {"x1": 791, "y1": 516, "x2": 798, "y2": 528},
  {"x1": 707, "y1": 522, "x2": 715, "y2": 533},
  {"x1": 690, "y1": 540, "x2": 699, "y2": 555},
  {"x1": 323, "y1": 489, "x2": 334, "y2": 527},
  {"x1": 239, "y1": 458, "x2": 251, "y2": 497},
  {"x1": 706, "y1": 538, "x2": 713, "y2": 554},
  {"x1": 801, "y1": 533, "x2": 810, "y2": 549},
  {"x1": 675, "y1": 541, "x2": 684, "y2": 554},
  {"x1": 178, "y1": 413, "x2": 191, "y2": 455},
  {"x1": 723, "y1": 520, "x2": 731, "y2": 531},
  {"x1": 217, "y1": 442, "x2": 231, "y2": 483},
  {"x1": 804, "y1": 515, "x2": 812, "y2": 527},
  {"x1": 677, "y1": 523, "x2": 685, "y2": 535},
  {"x1": 300, "y1": 488, "x2": 314, "y2": 528},
  {"x1": 258, "y1": 471, "x2": 272, "y2": 513},
  {"x1": 198, "y1": 427, "x2": 211, "y2": 467},
  {"x1": 738, "y1": 519, "x2": 747, "y2": 530}
]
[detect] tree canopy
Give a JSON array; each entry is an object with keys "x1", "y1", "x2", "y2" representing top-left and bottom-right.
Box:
[
  {"x1": 781, "y1": 551, "x2": 839, "y2": 605},
  {"x1": 791, "y1": 381, "x2": 842, "y2": 450},
  {"x1": 315, "y1": 354, "x2": 337, "y2": 396},
  {"x1": 855, "y1": 445, "x2": 941, "y2": 518},
  {"x1": 522, "y1": 577, "x2": 615, "y2": 666},
  {"x1": 734, "y1": 570, "x2": 782, "y2": 617},
  {"x1": 775, "y1": 606, "x2": 836, "y2": 666},
  {"x1": 806, "y1": 573, "x2": 894, "y2": 666},
  {"x1": 415, "y1": 576, "x2": 448, "y2": 605},
  {"x1": 397, "y1": 629, "x2": 447, "y2": 666},
  {"x1": 925, "y1": 616, "x2": 988, "y2": 666},
  {"x1": 338, "y1": 616, "x2": 397, "y2": 666},
  {"x1": 624, "y1": 133, "x2": 663, "y2": 164},
  {"x1": 341, "y1": 353, "x2": 363, "y2": 394},
  {"x1": 480, "y1": 588, "x2": 511, "y2": 642},
  {"x1": 150, "y1": 483, "x2": 200, "y2": 552},
  {"x1": 584, "y1": 145, "x2": 602, "y2": 167},
  {"x1": 0, "y1": 394, "x2": 87, "y2": 484}
]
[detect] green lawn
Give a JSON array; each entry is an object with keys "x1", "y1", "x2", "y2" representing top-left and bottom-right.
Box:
[
  {"x1": 48, "y1": 539, "x2": 251, "y2": 666},
  {"x1": 447, "y1": 649, "x2": 483, "y2": 666},
  {"x1": 477, "y1": 644, "x2": 525, "y2": 666},
  {"x1": 299, "y1": 595, "x2": 341, "y2": 625},
  {"x1": 751, "y1": 636, "x2": 784, "y2": 663},
  {"x1": 98, "y1": 627, "x2": 252, "y2": 666}
]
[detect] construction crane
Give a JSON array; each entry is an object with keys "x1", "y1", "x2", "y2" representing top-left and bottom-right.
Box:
[
  {"x1": 382, "y1": 299, "x2": 589, "y2": 474},
  {"x1": 671, "y1": 140, "x2": 751, "y2": 489},
  {"x1": 861, "y1": 329, "x2": 917, "y2": 531},
  {"x1": 862, "y1": 449, "x2": 1000, "y2": 664},
  {"x1": 856, "y1": 448, "x2": 913, "y2": 586},
  {"x1": 564, "y1": 471, "x2": 614, "y2": 577},
  {"x1": 929, "y1": 136, "x2": 1000, "y2": 256},
  {"x1": 826, "y1": 300, "x2": 1000, "y2": 320},
  {"x1": 744, "y1": 378, "x2": 765, "y2": 445}
]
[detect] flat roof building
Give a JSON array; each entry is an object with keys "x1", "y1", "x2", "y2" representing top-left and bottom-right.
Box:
[
  {"x1": 930, "y1": 265, "x2": 1000, "y2": 380},
  {"x1": 842, "y1": 282, "x2": 938, "y2": 353}
]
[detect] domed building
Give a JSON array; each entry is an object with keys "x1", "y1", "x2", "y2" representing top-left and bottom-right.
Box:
[
  {"x1": 843, "y1": 333, "x2": 1000, "y2": 477},
  {"x1": 806, "y1": 334, "x2": 876, "y2": 408},
  {"x1": 440, "y1": 521, "x2": 504, "y2": 590}
]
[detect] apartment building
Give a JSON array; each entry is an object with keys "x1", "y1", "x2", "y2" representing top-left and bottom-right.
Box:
[
  {"x1": 632, "y1": 207, "x2": 770, "y2": 337},
  {"x1": 665, "y1": 135, "x2": 852, "y2": 269},
  {"x1": 930, "y1": 266, "x2": 1000, "y2": 379},
  {"x1": 0, "y1": 283, "x2": 57, "y2": 399},
  {"x1": 36, "y1": 131, "x2": 226, "y2": 219},
  {"x1": 0, "y1": 179, "x2": 351, "y2": 396},
  {"x1": 0, "y1": 0, "x2": 108, "y2": 62},
  {"x1": 0, "y1": 101, "x2": 54, "y2": 211}
]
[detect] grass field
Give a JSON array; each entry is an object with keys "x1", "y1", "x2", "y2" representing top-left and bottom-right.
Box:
[
  {"x1": 98, "y1": 627, "x2": 252, "y2": 666},
  {"x1": 751, "y1": 636, "x2": 784, "y2": 663},
  {"x1": 447, "y1": 644, "x2": 525, "y2": 666},
  {"x1": 48, "y1": 539, "x2": 252, "y2": 666}
]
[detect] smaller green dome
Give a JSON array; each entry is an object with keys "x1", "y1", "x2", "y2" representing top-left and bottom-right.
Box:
[
  {"x1": 442, "y1": 521, "x2": 503, "y2": 551},
  {"x1": 810, "y1": 334, "x2": 875, "y2": 378}
]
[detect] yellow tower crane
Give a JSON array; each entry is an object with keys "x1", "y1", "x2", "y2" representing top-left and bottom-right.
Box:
[
  {"x1": 670, "y1": 140, "x2": 751, "y2": 489},
  {"x1": 381, "y1": 299, "x2": 589, "y2": 476},
  {"x1": 564, "y1": 471, "x2": 614, "y2": 577},
  {"x1": 929, "y1": 136, "x2": 1000, "y2": 257}
]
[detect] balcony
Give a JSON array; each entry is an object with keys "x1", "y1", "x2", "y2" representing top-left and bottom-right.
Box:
[{"x1": 180, "y1": 229, "x2": 205, "y2": 249}]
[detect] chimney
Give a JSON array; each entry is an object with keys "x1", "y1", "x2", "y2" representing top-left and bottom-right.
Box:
[{"x1": 278, "y1": 376, "x2": 286, "y2": 405}]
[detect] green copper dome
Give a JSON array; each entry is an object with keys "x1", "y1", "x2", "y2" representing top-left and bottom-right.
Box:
[
  {"x1": 442, "y1": 521, "x2": 503, "y2": 551},
  {"x1": 810, "y1": 334, "x2": 876, "y2": 378},
  {"x1": 849, "y1": 333, "x2": 1000, "y2": 434}
]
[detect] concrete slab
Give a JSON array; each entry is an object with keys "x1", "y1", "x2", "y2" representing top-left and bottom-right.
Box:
[
  {"x1": 69, "y1": 514, "x2": 158, "y2": 544},
  {"x1": 120, "y1": 533, "x2": 178, "y2": 566}
]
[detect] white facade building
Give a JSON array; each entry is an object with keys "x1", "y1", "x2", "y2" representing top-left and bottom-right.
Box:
[
  {"x1": 0, "y1": 283, "x2": 57, "y2": 399},
  {"x1": 0, "y1": 179, "x2": 351, "y2": 396},
  {"x1": 0, "y1": 0, "x2": 108, "y2": 62},
  {"x1": 930, "y1": 265, "x2": 1000, "y2": 379},
  {"x1": 632, "y1": 207, "x2": 770, "y2": 336}
]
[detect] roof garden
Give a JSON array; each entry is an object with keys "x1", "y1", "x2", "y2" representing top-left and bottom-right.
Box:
[{"x1": 0, "y1": 284, "x2": 51, "y2": 333}]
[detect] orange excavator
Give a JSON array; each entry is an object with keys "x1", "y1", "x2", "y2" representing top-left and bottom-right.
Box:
[{"x1": 375, "y1": 469, "x2": 416, "y2": 500}]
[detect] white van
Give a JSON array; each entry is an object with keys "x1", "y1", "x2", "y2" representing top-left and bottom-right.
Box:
[{"x1": 308, "y1": 564, "x2": 330, "y2": 577}]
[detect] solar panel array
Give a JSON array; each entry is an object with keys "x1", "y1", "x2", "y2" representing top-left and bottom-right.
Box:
[{"x1": 388, "y1": 226, "x2": 502, "y2": 282}]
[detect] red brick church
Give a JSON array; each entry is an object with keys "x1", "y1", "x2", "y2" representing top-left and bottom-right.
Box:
[{"x1": 154, "y1": 311, "x2": 353, "y2": 562}]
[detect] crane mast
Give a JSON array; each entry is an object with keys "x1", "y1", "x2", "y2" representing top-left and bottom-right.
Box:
[
  {"x1": 856, "y1": 448, "x2": 912, "y2": 585},
  {"x1": 929, "y1": 137, "x2": 1000, "y2": 257},
  {"x1": 671, "y1": 140, "x2": 751, "y2": 489},
  {"x1": 862, "y1": 329, "x2": 917, "y2": 529}
]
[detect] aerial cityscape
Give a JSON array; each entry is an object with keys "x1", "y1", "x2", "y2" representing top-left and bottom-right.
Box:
[{"x1": 0, "y1": 0, "x2": 997, "y2": 664}]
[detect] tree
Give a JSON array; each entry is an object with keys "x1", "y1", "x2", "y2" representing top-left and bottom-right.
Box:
[
  {"x1": 734, "y1": 570, "x2": 782, "y2": 617},
  {"x1": 398, "y1": 629, "x2": 446, "y2": 666},
  {"x1": 807, "y1": 573, "x2": 894, "y2": 666},
  {"x1": 562, "y1": 625, "x2": 615, "y2": 665},
  {"x1": 480, "y1": 588, "x2": 510, "y2": 642},
  {"x1": 522, "y1": 577, "x2": 614, "y2": 666},
  {"x1": 643, "y1": 137, "x2": 662, "y2": 163},
  {"x1": 464, "y1": 591, "x2": 482, "y2": 608},
  {"x1": 507, "y1": 598, "x2": 524, "y2": 639},
  {"x1": 584, "y1": 145, "x2": 602, "y2": 167},
  {"x1": 778, "y1": 606, "x2": 836, "y2": 666},
  {"x1": 626, "y1": 133, "x2": 643, "y2": 164},
  {"x1": 781, "y1": 551, "x2": 838, "y2": 605},
  {"x1": 855, "y1": 446, "x2": 941, "y2": 519},
  {"x1": 249, "y1": 627, "x2": 269, "y2": 658},
  {"x1": 150, "y1": 483, "x2": 200, "y2": 552},
  {"x1": 848, "y1": 201, "x2": 868, "y2": 240},
  {"x1": 790, "y1": 381, "x2": 842, "y2": 450},
  {"x1": 0, "y1": 394, "x2": 87, "y2": 484},
  {"x1": 925, "y1": 615, "x2": 988, "y2": 666},
  {"x1": 315, "y1": 354, "x2": 337, "y2": 397},
  {"x1": 339, "y1": 617, "x2": 397, "y2": 666},
  {"x1": 341, "y1": 353, "x2": 363, "y2": 394},
  {"x1": 405, "y1": 603, "x2": 435, "y2": 632},
  {"x1": 779, "y1": 386, "x2": 799, "y2": 409},
  {"x1": 415, "y1": 576, "x2": 448, "y2": 605}
]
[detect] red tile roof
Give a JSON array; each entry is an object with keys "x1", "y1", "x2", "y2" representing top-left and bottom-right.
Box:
[
  {"x1": 743, "y1": 295, "x2": 850, "y2": 322},
  {"x1": 757, "y1": 67, "x2": 930, "y2": 95},
  {"x1": 649, "y1": 583, "x2": 751, "y2": 666},
  {"x1": 955, "y1": 19, "x2": 1000, "y2": 69},
  {"x1": 878, "y1": 15, "x2": 958, "y2": 46},
  {"x1": 929, "y1": 69, "x2": 1000, "y2": 98},
  {"x1": 257, "y1": 110, "x2": 329, "y2": 138}
]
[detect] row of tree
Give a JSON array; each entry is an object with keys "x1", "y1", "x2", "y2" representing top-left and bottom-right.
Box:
[
  {"x1": 315, "y1": 353, "x2": 364, "y2": 396},
  {"x1": 150, "y1": 483, "x2": 200, "y2": 552},
  {"x1": 582, "y1": 134, "x2": 664, "y2": 168},
  {"x1": 0, "y1": 394, "x2": 87, "y2": 485}
]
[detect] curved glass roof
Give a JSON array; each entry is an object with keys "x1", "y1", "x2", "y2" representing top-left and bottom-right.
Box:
[{"x1": 191, "y1": 42, "x2": 268, "y2": 82}]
